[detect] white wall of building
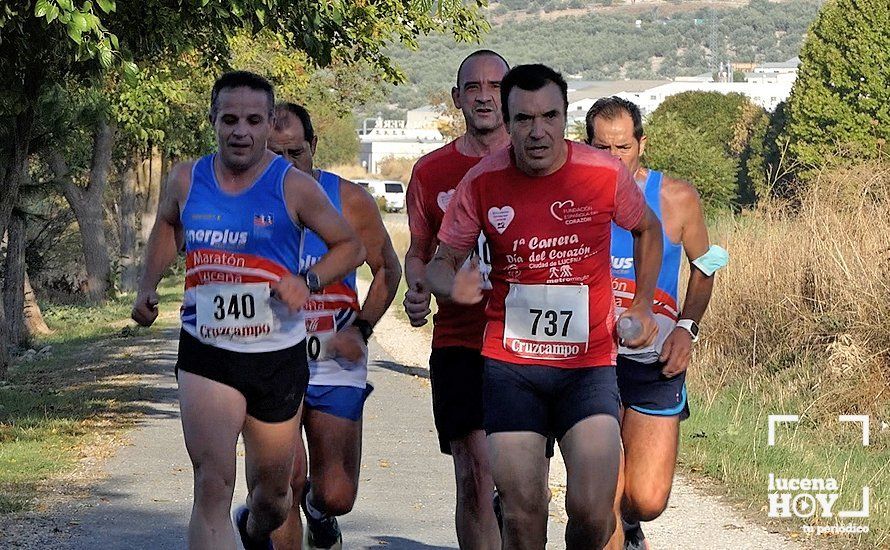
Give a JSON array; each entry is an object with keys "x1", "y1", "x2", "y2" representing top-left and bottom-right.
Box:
[
  {"x1": 564, "y1": 57, "x2": 798, "y2": 131},
  {"x1": 617, "y1": 80, "x2": 793, "y2": 115},
  {"x1": 359, "y1": 137, "x2": 445, "y2": 175}
]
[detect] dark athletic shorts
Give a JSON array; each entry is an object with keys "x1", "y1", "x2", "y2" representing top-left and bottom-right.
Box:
[
  {"x1": 175, "y1": 329, "x2": 309, "y2": 423},
  {"x1": 429, "y1": 346, "x2": 485, "y2": 455},
  {"x1": 483, "y1": 359, "x2": 620, "y2": 442},
  {"x1": 617, "y1": 355, "x2": 690, "y2": 420}
]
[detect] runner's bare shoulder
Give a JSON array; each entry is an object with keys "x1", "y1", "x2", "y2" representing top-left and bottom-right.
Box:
[
  {"x1": 661, "y1": 175, "x2": 703, "y2": 213},
  {"x1": 339, "y1": 177, "x2": 378, "y2": 211},
  {"x1": 160, "y1": 160, "x2": 197, "y2": 216}
]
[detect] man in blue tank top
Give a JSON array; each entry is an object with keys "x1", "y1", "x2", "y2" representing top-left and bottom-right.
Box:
[
  {"x1": 268, "y1": 103, "x2": 401, "y2": 550},
  {"x1": 586, "y1": 97, "x2": 722, "y2": 550},
  {"x1": 131, "y1": 71, "x2": 365, "y2": 550}
]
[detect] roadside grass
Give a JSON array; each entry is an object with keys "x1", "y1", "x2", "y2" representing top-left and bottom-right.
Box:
[
  {"x1": 680, "y1": 162, "x2": 890, "y2": 547},
  {"x1": 681, "y1": 382, "x2": 888, "y2": 547},
  {"x1": 0, "y1": 278, "x2": 183, "y2": 513}
]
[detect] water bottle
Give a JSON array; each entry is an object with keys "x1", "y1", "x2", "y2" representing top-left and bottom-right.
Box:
[{"x1": 616, "y1": 316, "x2": 642, "y2": 343}]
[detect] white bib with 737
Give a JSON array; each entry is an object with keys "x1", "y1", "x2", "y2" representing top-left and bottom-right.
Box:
[{"x1": 503, "y1": 284, "x2": 589, "y2": 360}]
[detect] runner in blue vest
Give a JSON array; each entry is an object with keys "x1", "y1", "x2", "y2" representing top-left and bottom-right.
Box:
[
  {"x1": 586, "y1": 97, "x2": 727, "y2": 550},
  {"x1": 268, "y1": 102, "x2": 401, "y2": 550},
  {"x1": 132, "y1": 71, "x2": 365, "y2": 550}
]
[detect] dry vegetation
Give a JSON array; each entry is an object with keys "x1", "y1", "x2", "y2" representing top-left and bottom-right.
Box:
[
  {"x1": 694, "y1": 161, "x2": 890, "y2": 420},
  {"x1": 377, "y1": 157, "x2": 417, "y2": 184},
  {"x1": 328, "y1": 157, "x2": 417, "y2": 185},
  {"x1": 682, "y1": 161, "x2": 890, "y2": 546}
]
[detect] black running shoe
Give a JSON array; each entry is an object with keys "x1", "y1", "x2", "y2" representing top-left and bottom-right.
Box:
[
  {"x1": 301, "y1": 488, "x2": 343, "y2": 549},
  {"x1": 233, "y1": 505, "x2": 273, "y2": 550},
  {"x1": 624, "y1": 521, "x2": 649, "y2": 550},
  {"x1": 493, "y1": 490, "x2": 504, "y2": 534}
]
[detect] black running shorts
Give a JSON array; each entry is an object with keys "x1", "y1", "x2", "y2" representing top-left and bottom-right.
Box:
[
  {"x1": 483, "y1": 359, "x2": 620, "y2": 442},
  {"x1": 616, "y1": 355, "x2": 690, "y2": 420},
  {"x1": 429, "y1": 346, "x2": 485, "y2": 454},
  {"x1": 175, "y1": 329, "x2": 309, "y2": 423}
]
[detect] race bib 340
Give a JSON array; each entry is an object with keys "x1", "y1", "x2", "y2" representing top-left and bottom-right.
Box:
[{"x1": 195, "y1": 282, "x2": 273, "y2": 343}]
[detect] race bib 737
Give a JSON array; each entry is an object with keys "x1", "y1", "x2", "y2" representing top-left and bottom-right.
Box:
[{"x1": 503, "y1": 283, "x2": 589, "y2": 360}]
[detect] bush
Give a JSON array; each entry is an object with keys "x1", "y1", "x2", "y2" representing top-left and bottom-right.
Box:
[{"x1": 645, "y1": 91, "x2": 771, "y2": 212}]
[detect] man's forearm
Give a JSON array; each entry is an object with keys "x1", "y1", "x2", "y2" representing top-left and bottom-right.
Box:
[
  {"x1": 426, "y1": 256, "x2": 458, "y2": 299},
  {"x1": 404, "y1": 254, "x2": 428, "y2": 289},
  {"x1": 678, "y1": 269, "x2": 714, "y2": 323},
  {"x1": 138, "y1": 222, "x2": 180, "y2": 292},
  {"x1": 309, "y1": 240, "x2": 366, "y2": 287},
  {"x1": 359, "y1": 253, "x2": 402, "y2": 326},
  {"x1": 631, "y1": 224, "x2": 663, "y2": 308}
]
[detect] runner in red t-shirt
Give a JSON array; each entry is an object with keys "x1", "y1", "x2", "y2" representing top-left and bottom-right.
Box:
[
  {"x1": 404, "y1": 50, "x2": 509, "y2": 549},
  {"x1": 427, "y1": 64, "x2": 664, "y2": 550}
]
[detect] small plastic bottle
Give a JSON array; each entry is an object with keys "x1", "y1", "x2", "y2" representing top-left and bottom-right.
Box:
[{"x1": 617, "y1": 316, "x2": 642, "y2": 342}]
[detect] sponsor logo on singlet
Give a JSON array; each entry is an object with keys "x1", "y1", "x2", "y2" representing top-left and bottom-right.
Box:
[{"x1": 185, "y1": 228, "x2": 249, "y2": 247}]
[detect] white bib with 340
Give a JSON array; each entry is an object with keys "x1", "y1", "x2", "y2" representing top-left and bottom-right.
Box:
[{"x1": 195, "y1": 282, "x2": 273, "y2": 343}]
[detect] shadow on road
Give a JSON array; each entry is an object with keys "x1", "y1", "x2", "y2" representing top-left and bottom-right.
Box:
[
  {"x1": 366, "y1": 536, "x2": 456, "y2": 549},
  {"x1": 370, "y1": 359, "x2": 430, "y2": 379},
  {"x1": 63, "y1": 504, "x2": 188, "y2": 550}
]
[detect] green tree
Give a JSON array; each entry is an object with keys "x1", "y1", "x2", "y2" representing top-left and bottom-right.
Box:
[
  {"x1": 645, "y1": 91, "x2": 770, "y2": 211},
  {"x1": 0, "y1": 0, "x2": 488, "y2": 377},
  {"x1": 745, "y1": 102, "x2": 795, "y2": 200},
  {"x1": 645, "y1": 112, "x2": 738, "y2": 215},
  {"x1": 785, "y1": 0, "x2": 890, "y2": 168}
]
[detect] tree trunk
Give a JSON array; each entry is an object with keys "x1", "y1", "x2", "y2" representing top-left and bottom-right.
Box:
[
  {"x1": 23, "y1": 271, "x2": 51, "y2": 337},
  {"x1": 0, "y1": 106, "x2": 35, "y2": 378},
  {"x1": 73, "y1": 195, "x2": 113, "y2": 302},
  {"x1": 54, "y1": 117, "x2": 117, "y2": 303},
  {"x1": 138, "y1": 148, "x2": 163, "y2": 247},
  {"x1": 118, "y1": 160, "x2": 139, "y2": 294},
  {"x1": 3, "y1": 212, "x2": 26, "y2": 348}
]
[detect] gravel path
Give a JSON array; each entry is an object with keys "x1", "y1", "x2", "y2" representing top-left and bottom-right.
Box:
[
  {"x1": 373, "y1": 294, "x2": 806, "y2": 549},
  {"x1": 0, "y1": 278, "x2": 807, "y2": 549}
]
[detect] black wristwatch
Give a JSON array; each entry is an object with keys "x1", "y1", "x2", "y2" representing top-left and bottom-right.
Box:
[
  {"x1": 304, "y1": 270, "x2": 322, "y2": 293},
  {"x1": 353, "y1": 318, "x2": 374, "y2": 344}
]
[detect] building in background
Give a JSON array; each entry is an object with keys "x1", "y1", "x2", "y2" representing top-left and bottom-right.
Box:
[
  {"x1": 564, "y1": 56, "x2": 801, "y2": 134},
  {"x1": 358, "y1": 106, "x2": 445, "y2": 175}
]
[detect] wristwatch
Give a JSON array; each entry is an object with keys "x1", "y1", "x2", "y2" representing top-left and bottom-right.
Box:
[
  {"x1": 676, "y1": 319, "x2": 700, "y2": 342},
  {"x1": 304, "y1": 270, "x2": 322, "y2": 293},
  {"x1": 353, "y1": 318, "x2": 374, "y2": 344}
]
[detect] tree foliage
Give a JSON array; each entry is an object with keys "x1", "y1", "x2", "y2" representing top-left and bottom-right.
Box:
[
  {"x1": 0, "y1": 0, "x2": 489, "y2": 374},
  {"x1": 645, "y1": 91, "x2": 772, "y2": 213},
  {"x1": 785, "y1": 0, "x2": 890, "y2": 168}
]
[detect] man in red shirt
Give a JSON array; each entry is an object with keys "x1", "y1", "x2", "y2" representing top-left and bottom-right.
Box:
[
  {"x1": 427, "y1": 64, "x2": 663, "y2": 550},
  {"x1": 403, "y1": 50, "x2": 510, "y2": 548}
]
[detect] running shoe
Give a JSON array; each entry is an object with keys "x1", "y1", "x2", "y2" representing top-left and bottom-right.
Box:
[
  {"x1": 301, "y1": 486, "x2": 343, "y2": 550},
  {"x1": 233, "y1": 505, "x2": 273, "y2": 550},
  {"x1": 624, "y1": 521, "x2": 650, "y2": 550}
]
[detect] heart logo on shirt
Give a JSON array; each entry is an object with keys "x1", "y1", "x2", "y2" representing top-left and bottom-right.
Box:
[
  {"x1": 487, "y1": 206, "x2": 514, "y2": 234},
  {"x1": 437, "y1": 189, "x2": 456, "y2": 212},
  {"x1": 550, "y1": 200, "x2": 575, "y2": 221}
]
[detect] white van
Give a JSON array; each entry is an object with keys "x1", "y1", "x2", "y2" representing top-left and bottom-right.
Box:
[{"x1": 365, "y1": 180, "x2": 405, "y2": 213}]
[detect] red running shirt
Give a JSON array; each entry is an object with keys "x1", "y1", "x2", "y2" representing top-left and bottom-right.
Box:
[
  {"x1": 408, "y1": 140, "x2": 495, "y2": 350},
  {"x1": 438, "y1": 141, "x2": 645, "y2": 368}
]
